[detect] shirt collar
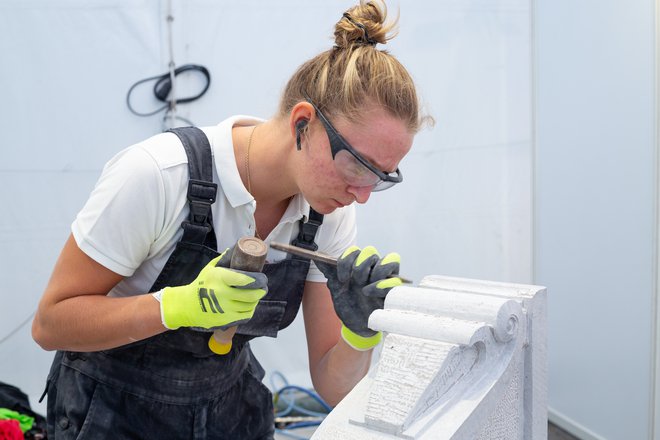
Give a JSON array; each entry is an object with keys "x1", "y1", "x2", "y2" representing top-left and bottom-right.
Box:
[
  {"x1": 280, "y1": 193, "x2": 311, "y2": 224},
  {"x1": 208, "y1": 116, "x2": 313, "y2": 223},
  {"x1": 209, "y1": 115, "x2": 265, "y2": 208}
]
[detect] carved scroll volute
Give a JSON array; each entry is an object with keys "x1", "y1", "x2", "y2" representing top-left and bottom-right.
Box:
[
  {"x1": 492, "y1": 299, "x2": 522, "y2": 343},
  {"x1": 358, "y1": 288, "x2": 525, "y2": 437}
]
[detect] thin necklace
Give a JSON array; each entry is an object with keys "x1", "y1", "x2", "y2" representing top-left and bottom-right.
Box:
[{"x1": 245, "y1": 125, "x2": 262, "y2": 239}]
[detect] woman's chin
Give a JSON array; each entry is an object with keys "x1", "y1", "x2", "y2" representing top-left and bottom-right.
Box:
[{"x1": 310, "y1": 199, "x2": 339, "y2": 215}]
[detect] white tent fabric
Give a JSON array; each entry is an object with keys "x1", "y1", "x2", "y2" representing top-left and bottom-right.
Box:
[{"x1": 0, "y1": 0, "x2": 531, "y2": 414}]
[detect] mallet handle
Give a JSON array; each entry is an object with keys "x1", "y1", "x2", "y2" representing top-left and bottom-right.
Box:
[{"x1": 208, "y1": 237, "x2": 267, "y2": 355}]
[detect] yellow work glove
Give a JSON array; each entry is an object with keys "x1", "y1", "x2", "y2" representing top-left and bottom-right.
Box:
[
  {"x1": 316, "y1": 246, "x2": 403, "y2": 351},
  {"x1": 157, "y1": 250, "x2": 268, "y2": 330}
]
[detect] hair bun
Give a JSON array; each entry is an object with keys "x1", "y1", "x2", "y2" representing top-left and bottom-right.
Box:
[{"x1": 334, "y1": 1, "x2": 396, "y2": 49}]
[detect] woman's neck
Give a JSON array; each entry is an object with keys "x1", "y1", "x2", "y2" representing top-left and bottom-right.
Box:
[{"x1": 234, "y1": 119, "x2": 298, "y2": 208}]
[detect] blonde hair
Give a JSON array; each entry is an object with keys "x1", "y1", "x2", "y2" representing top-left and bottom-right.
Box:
[{"x1": 279, "y1": 0, "x2": 429, "y2": 133}]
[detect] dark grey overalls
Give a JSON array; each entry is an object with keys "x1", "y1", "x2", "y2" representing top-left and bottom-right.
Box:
[{"x1": 42, "y1": 127, "x2": 324, "y2": 440}]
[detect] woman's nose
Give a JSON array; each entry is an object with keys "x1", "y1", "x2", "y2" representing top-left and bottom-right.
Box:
[{"x1": 347, "y1": 185, "x2": 373, "y2": 204}]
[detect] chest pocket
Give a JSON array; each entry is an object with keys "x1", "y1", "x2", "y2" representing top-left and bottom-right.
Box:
[
  {"x1": 235, "y1": 258, "x2": 314, "y2": 339},
  {"x1": 235, "y1": 210, "x2": 324, "y2": 341}
]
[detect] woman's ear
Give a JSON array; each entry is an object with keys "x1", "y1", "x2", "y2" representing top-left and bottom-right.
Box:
[
  {"x1": 289, "y1": 101, "x2": 315, "y2": 150},
  {"x1": 295, "y1": 119, "x2": 309, "y2": 150}
]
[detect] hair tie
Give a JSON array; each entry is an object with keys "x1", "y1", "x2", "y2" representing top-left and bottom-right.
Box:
[{"x1": 343, "y1": 13, "x2": 377, "y2": 46}]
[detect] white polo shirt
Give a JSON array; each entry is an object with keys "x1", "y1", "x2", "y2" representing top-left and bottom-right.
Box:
[{"x1": 72, "y1": 115, "x2": 357, "y2": 298}]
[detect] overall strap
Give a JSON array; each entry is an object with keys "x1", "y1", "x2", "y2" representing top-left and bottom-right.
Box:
[
  {"x1": 167, "y1": 127, "x2": 218, "y2": 250},
  {"x1": 291, "y1": 208, "x2": 324, "y2": 251}
]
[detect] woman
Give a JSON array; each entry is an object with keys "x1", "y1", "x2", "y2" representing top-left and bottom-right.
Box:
[{"x1": 32, "y1": 1, "x2": 426, "y2": 438}]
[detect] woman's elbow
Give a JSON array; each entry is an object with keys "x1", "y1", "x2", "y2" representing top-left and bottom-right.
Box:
[
  {"x1": 31, "y1": 312, "x2": 56, "y2": 351},
  {"x1": 317, "y1": 389, "x2": 342, "y2": 408},
  {"x1": 309, "y1": 375, "x2": 344, "y2": 408}
]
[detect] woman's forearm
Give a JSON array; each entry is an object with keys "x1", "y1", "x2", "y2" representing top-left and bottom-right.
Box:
[
  {"x1": 32, "y1": 293, "x2": 165, "y2": 352},
  {"x1": 310, "y1": 337, "x2": 373, "y2": 407}
]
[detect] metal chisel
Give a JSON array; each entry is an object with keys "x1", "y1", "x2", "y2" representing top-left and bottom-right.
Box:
[{"x1": 270, "y1": 242, "x2": 413, "y2": 284}]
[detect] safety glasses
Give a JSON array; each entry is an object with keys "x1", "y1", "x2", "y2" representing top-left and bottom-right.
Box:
[{"x1": 307, "y1": 100, "x2": 403, "y2": 191}]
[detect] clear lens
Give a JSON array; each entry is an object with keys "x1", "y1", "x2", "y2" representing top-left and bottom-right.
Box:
[
  {"x1": 334, "y1": 149, "x2": 380, "y2": 187},
  {"x1": 372, "y1": 179, "x2": 396, "y2": 192}
]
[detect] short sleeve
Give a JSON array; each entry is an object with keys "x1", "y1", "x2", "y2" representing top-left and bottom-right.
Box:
[
  {"x1": 71, "y1": 146, "x2": 165, "y2": 277},
  {"x1": 305, "y1": 204, "x2": 358, "y2": 283}
]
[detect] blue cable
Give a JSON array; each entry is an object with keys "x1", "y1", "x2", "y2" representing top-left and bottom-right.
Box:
[
  {"x1": 270, "y1": 370, "x2": 290, "y2": 390},
  {"x1": 271, "y1": 371, "x2": 333, "y2": 439},
  {"x1": 275, "y1": 390, "x2": 296, "y2": 417},
  {"x1": 286, "y1": 404, "x2": 328, "y2": 418},
  {"x1": 272, "y1": 371, "x2": 296, "y2": 417},
  {"x1": 275, "y1": 385, "x2": 333, "y2": 413},
  {"x1": 274, "y1": 428, "x2": 310, "y2": 440},
  {"x1": 284, "y1": 421, "x2": 324, "y2": 430},
  {"x1": 276, "y1": 389, "x2": 329, "y2": 418}
]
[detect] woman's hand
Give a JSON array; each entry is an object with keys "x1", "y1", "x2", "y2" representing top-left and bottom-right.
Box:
[{"x1": 316, "y1": 245, "x2": 402, "y2": 350}]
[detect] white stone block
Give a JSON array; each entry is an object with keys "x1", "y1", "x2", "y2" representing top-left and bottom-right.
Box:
[{"x1": 311, "y1": 276, "x2": 546, "y2": 440}]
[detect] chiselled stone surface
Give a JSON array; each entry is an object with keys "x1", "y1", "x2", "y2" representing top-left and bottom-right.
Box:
[
  {"x1": 364, "y1": 336, "x2": 467, "y2": 433},
  {"x1": 476, "y1": 364, "x2": 522, "y2": 440},
  {"x1": 311, "y1": 276, "x2": 546, "y2": 440}
]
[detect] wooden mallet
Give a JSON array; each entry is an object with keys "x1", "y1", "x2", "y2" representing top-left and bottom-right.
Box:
[{"x1": 208, "y1": 236, "x2": 268, "y2": 355}]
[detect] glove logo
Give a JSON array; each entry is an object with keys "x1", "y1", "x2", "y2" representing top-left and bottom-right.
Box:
[{"x1": 198, "y1": 288, "x2": 224, "y2": 314}]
